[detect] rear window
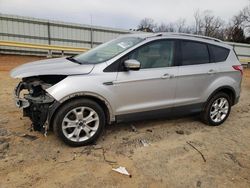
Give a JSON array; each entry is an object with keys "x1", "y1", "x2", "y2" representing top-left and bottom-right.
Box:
[
  {"x1": 181, "y1": 41, "x2": 210, "y2": 66},
  {"x1": 208, "y1": 45, "x2": 230, "y2": 62}
]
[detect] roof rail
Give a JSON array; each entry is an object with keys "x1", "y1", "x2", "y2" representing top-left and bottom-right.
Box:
[
  {"x1": 156, "y1": 32, "x2": 222, "y2": 42},
  {"x1": 144, "y1": 33, "x2": 163, "y2": 39}
]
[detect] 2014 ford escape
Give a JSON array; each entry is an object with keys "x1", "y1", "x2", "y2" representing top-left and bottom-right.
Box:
[{"x1": 10, "y1": 33, "x2": 243, "y2": 146}]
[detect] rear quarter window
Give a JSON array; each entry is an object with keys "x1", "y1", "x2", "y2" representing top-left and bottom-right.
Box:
[{"x1": 208, "y1": 45, "x2": 230, "y2": 62}]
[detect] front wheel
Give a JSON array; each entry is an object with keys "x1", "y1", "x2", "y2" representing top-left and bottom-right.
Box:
[
  {"x1": 53, "y1": 99, "x2": 105, "y2": 147},
  {"x1": 201, "y1": 92, "x2": 231, "y2": 126}
]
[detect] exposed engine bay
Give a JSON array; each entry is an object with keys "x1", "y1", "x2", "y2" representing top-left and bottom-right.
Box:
[{"x1": 14, "y1": 75, "x2": 67, "y2": 132}]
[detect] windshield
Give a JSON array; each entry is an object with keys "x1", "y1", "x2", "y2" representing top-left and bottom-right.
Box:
[{"x1": 74, "y1": 37, "x2": 143, "y2": 64}]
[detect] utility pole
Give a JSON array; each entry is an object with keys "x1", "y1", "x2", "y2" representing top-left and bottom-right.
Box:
[
  {"x1": 47, "y1": 21, "x2": 52, "y2": 57},
  {"x1": 90, "y1": 14, "x2": 93, "y2": 48}
]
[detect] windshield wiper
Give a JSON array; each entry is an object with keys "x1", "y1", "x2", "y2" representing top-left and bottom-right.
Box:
[{"x1": 66, "y1": 56, "x2": 81, "y2": 64}]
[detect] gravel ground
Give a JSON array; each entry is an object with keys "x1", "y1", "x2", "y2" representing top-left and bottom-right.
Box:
[{"x1": 0, "y1": 55, "x2": 250, "y2": 188}]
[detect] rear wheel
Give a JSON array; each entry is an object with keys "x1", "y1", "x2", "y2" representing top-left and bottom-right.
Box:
[
  {"x1": 201, "y1": 92, "x2": 231, "y2": 126},
  {"x1": 53, "y1": 99, "x2": 105, "y2": 146}
]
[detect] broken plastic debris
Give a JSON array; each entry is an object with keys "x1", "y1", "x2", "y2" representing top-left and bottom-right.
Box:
[
  {"x1": 112, "y1": 166, "x2": 131, "y2": 177},
  {"x1": 21, "y1": 134, "x2": 38, "y2": 141},
  {"x1": 140, "y1": 139, "x2": 150, "y2": 147},
  {"x1": 130, "y1": 124, "x2": 137, "y2": 132}
]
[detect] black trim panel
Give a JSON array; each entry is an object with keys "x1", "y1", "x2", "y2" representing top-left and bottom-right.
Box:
[{"x1": 116, "y1": 103, "x2": 204, "y2": 123}]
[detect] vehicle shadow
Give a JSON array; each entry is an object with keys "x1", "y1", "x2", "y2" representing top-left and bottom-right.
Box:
[{"x1": 104, "y1": 113, "x2": 205, "y2": 136}]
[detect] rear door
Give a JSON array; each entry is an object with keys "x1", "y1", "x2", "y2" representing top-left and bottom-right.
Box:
[{"x1": 175, "y1": 40, "x2": 219, "y2": 108}]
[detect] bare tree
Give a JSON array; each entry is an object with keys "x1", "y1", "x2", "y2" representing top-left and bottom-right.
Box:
[
  {"x1": 176, "y1": 18, "x2": 193, "y2": 33},
  {"x1": 176, "y1": 18, "x2": 185, "y2": 32},
  {"x1": 137, "y1": 18, "x2": 157, "y2": 32},
  {"x1": 224, "y1": 2, "x2": 250, "y2": 41},
  {"x1": 239, "y1": 4, "x2": 250, "y2": 36},
  {"x1": 155, "y1": 23, "x2": 175, "y2": 32},
  {"x1": 176, "y1": 19, "x2": 185, "y2": 33},
  {"x1": 135, "y1": 4, "x2": 250, "y2": 41},
  {"x1": 194, "y1": 10, "x2": 203, "y2": 35},
  {"x1": 225, "y1": 13, "x2": 245, "y2": 41},
  {"x1": 155, "y1": 19, "x2": 192, "y2": 33},
  {"x1": 192, "y1": 10, "x2": 225, "y2": 39},
  {"x1": 241, "y1": 5, "x2": 250, "y2": 25},
  {"x1": 203, "y1": 11, "x2": 224, "y2": 37}
]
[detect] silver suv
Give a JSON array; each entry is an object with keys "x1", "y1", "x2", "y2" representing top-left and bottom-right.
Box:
[{"x1": 11, "y1": 33, "x2": 243, "y2": 146}]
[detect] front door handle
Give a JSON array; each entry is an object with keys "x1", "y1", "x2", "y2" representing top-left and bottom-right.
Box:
[{"x1": 161, "y1": 73, "x2": 174, "y2": 79}]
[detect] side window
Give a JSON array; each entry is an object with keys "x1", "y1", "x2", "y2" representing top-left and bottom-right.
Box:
[
  {"x1": 208, "y1": 45, "x2": 230, "y2": 62},
  {"x1": 181, "y1": 41, "x2": 209, "y2": 66},
  {"x1": 128, "y1": 40, "x2": 175, "y2": 69}
]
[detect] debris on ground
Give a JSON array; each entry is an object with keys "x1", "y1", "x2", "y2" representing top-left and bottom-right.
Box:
[
  {"x1": 93, "y1": 144, "x2": 102, "y2": 150},
  {"x1": 225, "y1": 153, "x2": 243, "y2": 168},
  {"x1": 146, "y1": 129, "x2": 153, "y2": 132},
  {"x1": 186, "y1": 141, "x2": 206, "y2": 162},
  {"x1": 0, "y1": 136, "x2": 9, "y2": 159},
  {"x1": 0, "y1": 136, "x2": 9, "y2": 144},
  {"x1": 0, "y1": 142, "x2": 9, "y2": 152},
  {"x1": 0, "y1": 128, "x2": 9, "y2": 136},
  {"x1": 112, "y1": 166, "x2": 132, "y2": 177},
  {"x1": 0, "y1": 128, "x2": 10, "y2": 159},
  {"x1": 76, "y1": 145, "x2": 117, "y2": 165},
  {"x1": 176, "y1": 130, "x2": 184, "y2": 135},
  {"x1": 102, "y1": 148, "x2": 117, "y2": 164},
  {"x1": 139, "y1": 139, "x2": 150, "y2": 147},
  {"x1": 0, "y1": 119, "x2": 9, "y2": 125},
  {"x1": 57, "y1": 154, "x2": 76, "y2": 163},
  {"x1": 122, "y1": 137, "x2": 129, "y2": 141},
  {"x1": 21, "y1": 134, "x2": 38, "y2": 141},
  {"x1": 130, "y1": 124, "x2": 138, "y2": 132},
  {"x1": 196, "y1": 180, "x2": 202, "y2": 187}
]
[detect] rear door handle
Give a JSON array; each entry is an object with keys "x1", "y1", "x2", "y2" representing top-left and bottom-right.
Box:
[
  {"x1": 207, "y1": 69, "x2": 217, "y2": 74},
  {"x1": 161, "y1": 73, "x2": 174, "y2": 79}
]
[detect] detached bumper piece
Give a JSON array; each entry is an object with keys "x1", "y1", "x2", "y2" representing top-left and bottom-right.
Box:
[
  {"x1": 14, "y1": 82, "x2": 30, "y2": 108},
  {"x1": 14, "y1": 81, "x2": 55, "y2": 131}
]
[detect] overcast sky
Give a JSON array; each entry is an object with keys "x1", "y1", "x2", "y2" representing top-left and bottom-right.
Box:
[{"x1": 0, "y1": 0, "x2": 249, "y2": 30}]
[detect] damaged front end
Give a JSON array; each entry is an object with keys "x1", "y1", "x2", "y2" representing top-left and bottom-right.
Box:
[{"x1": 14, "y1": 75, "x2": 66, "y2": 133}]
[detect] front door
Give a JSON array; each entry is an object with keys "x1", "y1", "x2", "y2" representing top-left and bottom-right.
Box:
[{"x1": 113, "y1": 39, "x2": 179, "y2": 115}]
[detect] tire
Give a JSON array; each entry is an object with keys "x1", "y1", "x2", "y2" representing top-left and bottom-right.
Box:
[
  {"x1": 201, "y1": 92, "x2": 231, "y2": 126},
  {"x1": 53, "y1": 99, "x2": 105, "y2": 147}
]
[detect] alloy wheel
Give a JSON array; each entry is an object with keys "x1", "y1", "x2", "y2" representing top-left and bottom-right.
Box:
[{"x1": 62, "y1": 106, "x2": 100, "y2": 142}]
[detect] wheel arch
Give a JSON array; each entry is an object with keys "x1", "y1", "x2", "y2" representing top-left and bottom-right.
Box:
[
  {"x1": 205, "y1": 86, "x2": 236, "y2": 108},
  {"x1": 48, "y1": 92, "x2": 114, "y2": 130}
]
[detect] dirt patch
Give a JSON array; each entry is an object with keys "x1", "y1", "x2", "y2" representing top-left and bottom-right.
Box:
[{"x1": 0, "y1": 55, "x2": 250, "y2": 187}]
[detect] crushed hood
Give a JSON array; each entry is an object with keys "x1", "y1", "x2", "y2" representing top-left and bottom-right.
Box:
[{"x1": 10, "y1": 57, "x2": 95, "y2": 78}]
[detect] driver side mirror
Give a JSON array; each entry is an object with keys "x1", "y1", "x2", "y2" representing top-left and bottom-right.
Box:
[{"x1": 124, "y1": 59, "x2": 141, "y2": 71}]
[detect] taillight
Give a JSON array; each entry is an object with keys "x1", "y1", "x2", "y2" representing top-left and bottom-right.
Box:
[{"x1": 232, "y1": 65, "x2": 243, "y2": 76}]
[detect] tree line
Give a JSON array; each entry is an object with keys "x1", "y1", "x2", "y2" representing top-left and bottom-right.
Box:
[{"x1": 134, "y1": 3, "x2": 250, "y2": 43}]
